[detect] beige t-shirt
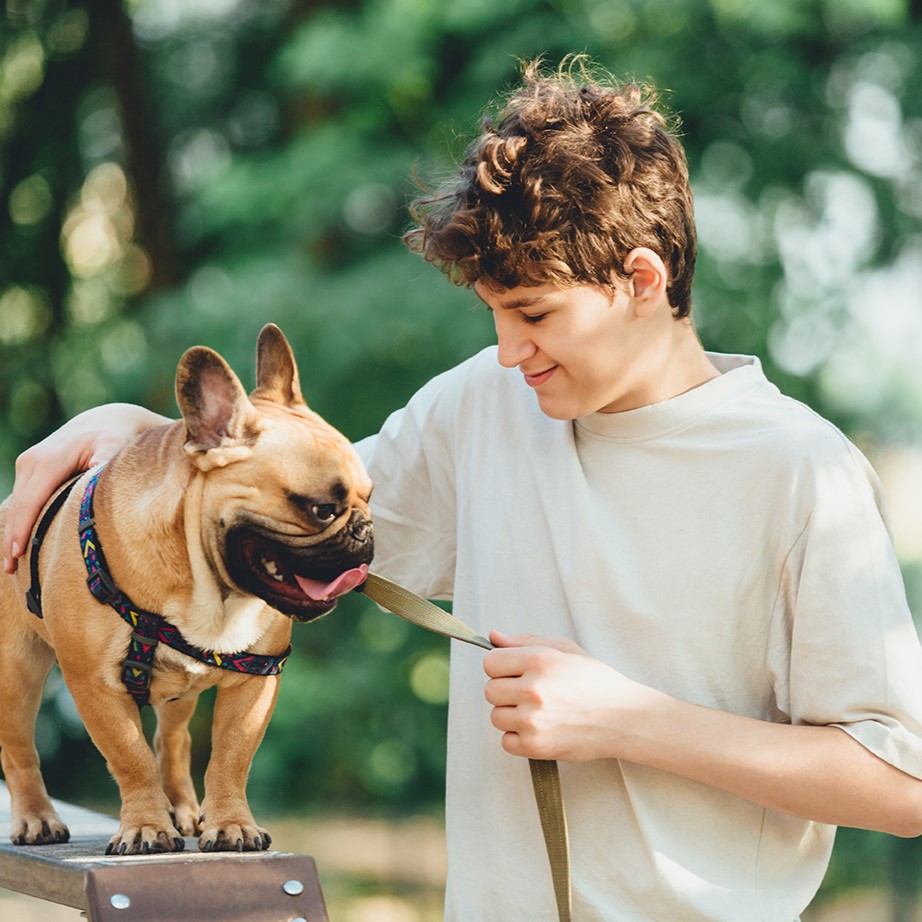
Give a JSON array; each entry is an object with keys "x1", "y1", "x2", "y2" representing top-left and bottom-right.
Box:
[{"x1": 357, "y1": 348, "x2": 922, "y2": 921}]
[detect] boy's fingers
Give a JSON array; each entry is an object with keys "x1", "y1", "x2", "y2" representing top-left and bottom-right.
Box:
[
  {"x1": 483, "y1": 646, "x2": 530, "y2": 678},
  {"x1": 4, "y1": 478, "x2": 50, "y2": 572},
  {"x1": 3, "y1": 452, "x2": 85, "y2": 573},
  {"x1": 4, "y1": 460, "x2": 34, "y2": 570},
  {"x1": 489, "y1": 630, "x2": 583, "y2": 654},
  {"x1": 2, "y1": 404, "x2": 159, "y2": 574},
  {"x1": 3, "y1": 497, "x2": 31, "y2": 573},
  {"x1": 490, "y1": 630, "x2": 543, "y2": 647},
  {"x1": 484, "y1": 676, "x2": 522, "y2": 706}
]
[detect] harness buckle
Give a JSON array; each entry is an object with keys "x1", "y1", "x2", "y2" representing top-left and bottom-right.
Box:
[
  {"x1": 121, "y1": 659, "x2": 153, "y2": 710},
  {"x1": 87, "y1": 567, "x2": 120, "y2": 605},
  {"x1": 25, "y1": 588, "x2": 43, "y2": 618},
  {"x1": 123, "y1": 658, "x2": 153, "y2": 673},
  {"x1": 131, "y1": 630, "x2": 159, "y2": 646}
]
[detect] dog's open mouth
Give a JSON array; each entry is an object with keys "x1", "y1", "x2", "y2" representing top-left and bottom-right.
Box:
[{"x1": 227, "y1": 526, "x2": 369, "y2": 621}]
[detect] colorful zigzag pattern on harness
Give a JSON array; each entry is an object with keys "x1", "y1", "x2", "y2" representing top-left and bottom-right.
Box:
[{"x1": 78, "y1": 467, "x2": 291, "y2": 708}]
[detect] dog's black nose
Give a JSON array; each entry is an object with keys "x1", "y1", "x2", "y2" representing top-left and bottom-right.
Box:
[{"x1": 350, "y1": 518, "x2": 372, "y2": 543}]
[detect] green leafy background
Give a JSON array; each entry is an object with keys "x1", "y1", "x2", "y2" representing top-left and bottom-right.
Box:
[{"x1": 2, "y1": 0, "x2": 921, "y2": 915}]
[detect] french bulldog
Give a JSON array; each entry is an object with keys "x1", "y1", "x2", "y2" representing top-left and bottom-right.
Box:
[{"x1": 0, "y1": 323, "x2": 373, "y2": 855}]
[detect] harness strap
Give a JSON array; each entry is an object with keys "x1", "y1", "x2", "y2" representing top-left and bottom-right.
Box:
[
  {"x1": 360, "y1": 571, "x2": 572, "y2": 922},
  {"x1": 78, "y1": 468, "x2": 291, "y2": 708},
  {"x1": 25, "y1": 477, "x2": 82, "y2": 618}
]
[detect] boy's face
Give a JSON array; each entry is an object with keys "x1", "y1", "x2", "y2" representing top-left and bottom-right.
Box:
[{"x1": 475, "y1": 278, "x2": 672, "y2": 420}]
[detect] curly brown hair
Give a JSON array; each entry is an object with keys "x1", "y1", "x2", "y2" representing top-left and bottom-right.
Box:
[{"x1": 404, "y1": 57, "x2": 697, "y2": 318}]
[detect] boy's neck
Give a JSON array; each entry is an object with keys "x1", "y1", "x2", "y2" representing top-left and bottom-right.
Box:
[
  {"x1": 601, "y1": 318, "x2": 719, "y2": 414},
  {"x1": 662, "y1": 321, "x2": 721, "y2": 399}
]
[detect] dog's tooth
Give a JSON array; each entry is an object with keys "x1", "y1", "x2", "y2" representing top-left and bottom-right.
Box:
[
  {"x1": 260, "y1": 554, "x2": 289, "y2": 584},
  {"x1": 261, "y1": 556, "x2": 280, "y2": 577}
]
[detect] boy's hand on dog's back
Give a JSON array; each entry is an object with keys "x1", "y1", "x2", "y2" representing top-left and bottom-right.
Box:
[{"x1": 3, "y1": 403, "x2": 169, "y2": 574}]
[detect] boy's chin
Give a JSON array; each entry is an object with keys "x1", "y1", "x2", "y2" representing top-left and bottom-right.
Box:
[{"x1": 534, "y1": 394, "x2": 582, "y2": 421}]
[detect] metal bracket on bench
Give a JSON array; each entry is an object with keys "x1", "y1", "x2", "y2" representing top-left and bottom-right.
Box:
[{"x1": 84, "y1": 852, "x2": 328, "y2": 922}]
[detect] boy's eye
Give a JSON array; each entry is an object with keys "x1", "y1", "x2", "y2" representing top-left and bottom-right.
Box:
[{"x1": 521, "y1": 313, "x2": 547, "y2": 325}]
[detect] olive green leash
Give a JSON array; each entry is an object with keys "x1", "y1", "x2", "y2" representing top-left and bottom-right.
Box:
[{"x1": 360, "y1": 571, "x2": 572, "y2": 922}]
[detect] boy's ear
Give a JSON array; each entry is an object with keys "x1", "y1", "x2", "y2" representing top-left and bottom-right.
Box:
[{"x1": 623, "y1": 248, "x2": 668, "y2": 316}]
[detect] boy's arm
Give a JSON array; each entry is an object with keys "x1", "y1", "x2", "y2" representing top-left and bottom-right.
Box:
[
  {"x1": 484, "y1": 632, "x2": 922, "y2": 837},
  {"x1": 3, "y1": 403, "x2": 171, "y2": 573}
]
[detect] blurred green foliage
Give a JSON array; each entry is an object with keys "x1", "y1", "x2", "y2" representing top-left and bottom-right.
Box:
[{"x1": 2, "y1": 0, "x2": 922, "y2": 914}]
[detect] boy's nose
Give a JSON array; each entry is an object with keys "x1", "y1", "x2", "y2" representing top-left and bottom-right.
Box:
[{"x1": 495, "y1": 318, "x2": 536, "y2": 369}]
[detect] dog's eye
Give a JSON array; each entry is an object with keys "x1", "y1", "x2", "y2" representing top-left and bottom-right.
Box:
[{"x1": 310, "y1": 504, "x2": 339, "y2": 523}]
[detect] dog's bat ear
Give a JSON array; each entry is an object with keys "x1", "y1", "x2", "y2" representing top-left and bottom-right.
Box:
[
  {"x1": 176, "y1": 346, "x2": 262, "y2": 470},
  {"x1": 252, "y1": 323, "x2": 305, "y2": 407}
]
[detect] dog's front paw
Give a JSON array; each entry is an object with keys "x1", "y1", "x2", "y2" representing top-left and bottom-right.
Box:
[
  {"x1": 199, "y1": 818, "x2": 272, "y2": 852},
  {"x1": 106, "y1": 820, "x2": 186, "y2": 856},
  {"x1": 170, "y1": 802, "x2": 203, "y2": 837},
  {"x1": 10, "y1": 811, "x2": 70, "y2": 846}
]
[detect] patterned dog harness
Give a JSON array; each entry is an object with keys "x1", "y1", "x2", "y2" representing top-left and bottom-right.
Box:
[
  {"x1": 76, "y1": 467, "x2": 291, "y2": 708},
  {"x1": 20, "y1": 467, "x2": 291, "y2": 709}
]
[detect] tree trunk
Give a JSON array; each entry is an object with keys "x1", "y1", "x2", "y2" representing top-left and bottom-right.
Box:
[{"x1": 86, "y1": 0, "x2": 181, "y2": 292}]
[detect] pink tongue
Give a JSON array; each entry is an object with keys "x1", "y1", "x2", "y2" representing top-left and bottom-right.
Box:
[{"x1": 294, "y1": 564, "x2": 368, "y2": 601}]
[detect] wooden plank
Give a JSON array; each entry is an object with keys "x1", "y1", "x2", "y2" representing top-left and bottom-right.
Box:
[{"x1": 0, "y1": 783, "x2": 329, "y2": 921}]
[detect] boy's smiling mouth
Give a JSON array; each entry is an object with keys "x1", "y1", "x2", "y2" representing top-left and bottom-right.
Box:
[{"x1": 523, "y1": 366, "x2": 557, "y2": 387}]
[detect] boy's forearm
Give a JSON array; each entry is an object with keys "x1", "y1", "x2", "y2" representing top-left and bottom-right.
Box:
[
  {"x1": 83, "y1": 402, "x2": 172, "y2": 438},
  {"x1": 3, "y1": 403, "x2": 174, "y2": 573},
  {"x1": 621, "y1": 689, "x2": 922, "y2": 837}
]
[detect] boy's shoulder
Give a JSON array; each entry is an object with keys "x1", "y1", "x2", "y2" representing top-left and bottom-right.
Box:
[{"x1": 711, "y1": 357, "x2": 877, "y2": 492}]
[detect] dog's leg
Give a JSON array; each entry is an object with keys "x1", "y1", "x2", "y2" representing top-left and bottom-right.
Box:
[
  {"x1": 0, "y1": 628, "x2": 69, "y2": 845},
  {"x1": 153, "y1": 695, "x2": 202, "y2": 837},
  {"x1": 56, "y1": 661, "x2": 184, "y2": 855},
  {"x1": 199, "y1": 675, "x2": 279, "y2": 851}
]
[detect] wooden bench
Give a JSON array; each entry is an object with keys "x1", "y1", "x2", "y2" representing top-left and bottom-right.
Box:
[{"x1": 0, "y1": 782, "x2": 329, "y2": 921}]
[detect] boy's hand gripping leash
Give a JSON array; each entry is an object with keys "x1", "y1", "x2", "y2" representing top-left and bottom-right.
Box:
[{"x1": 360, "y1": 571, "x2": 572, "y2": 922}]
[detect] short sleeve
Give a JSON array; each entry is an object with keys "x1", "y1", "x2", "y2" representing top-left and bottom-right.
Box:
[
  {"x1": 767, "y1": 439, "x2": 922, "y2": 780},
  {"x1": 354, "y1": 373, "x2": 460, "y2": 601}
]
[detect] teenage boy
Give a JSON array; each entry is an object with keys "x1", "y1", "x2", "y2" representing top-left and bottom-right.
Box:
[{"x1": 5, "y1": 59, "x2": 922, "y2": 921}]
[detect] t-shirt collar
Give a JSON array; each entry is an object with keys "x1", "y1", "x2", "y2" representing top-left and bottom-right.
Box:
[{"x1": 574, "y1": 353, "x2": 765, "y2": 443}]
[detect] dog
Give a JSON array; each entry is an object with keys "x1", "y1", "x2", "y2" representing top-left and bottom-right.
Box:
[{"x1": 0, "y1": 323, "x2": 373, "y2": 855}]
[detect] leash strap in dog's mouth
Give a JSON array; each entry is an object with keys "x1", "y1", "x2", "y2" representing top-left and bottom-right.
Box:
[{"x1": 359, "y1": 571, "x2": 572, "y2": 922}]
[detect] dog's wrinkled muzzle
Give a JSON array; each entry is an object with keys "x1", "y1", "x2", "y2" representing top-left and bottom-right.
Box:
[{"x1": 225, "y1": 516, "x2": 373, "y2": 620}]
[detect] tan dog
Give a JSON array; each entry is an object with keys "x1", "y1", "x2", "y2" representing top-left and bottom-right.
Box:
[{"x1": 0, "y1": 324, "x2": 373, "y2": 855}]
